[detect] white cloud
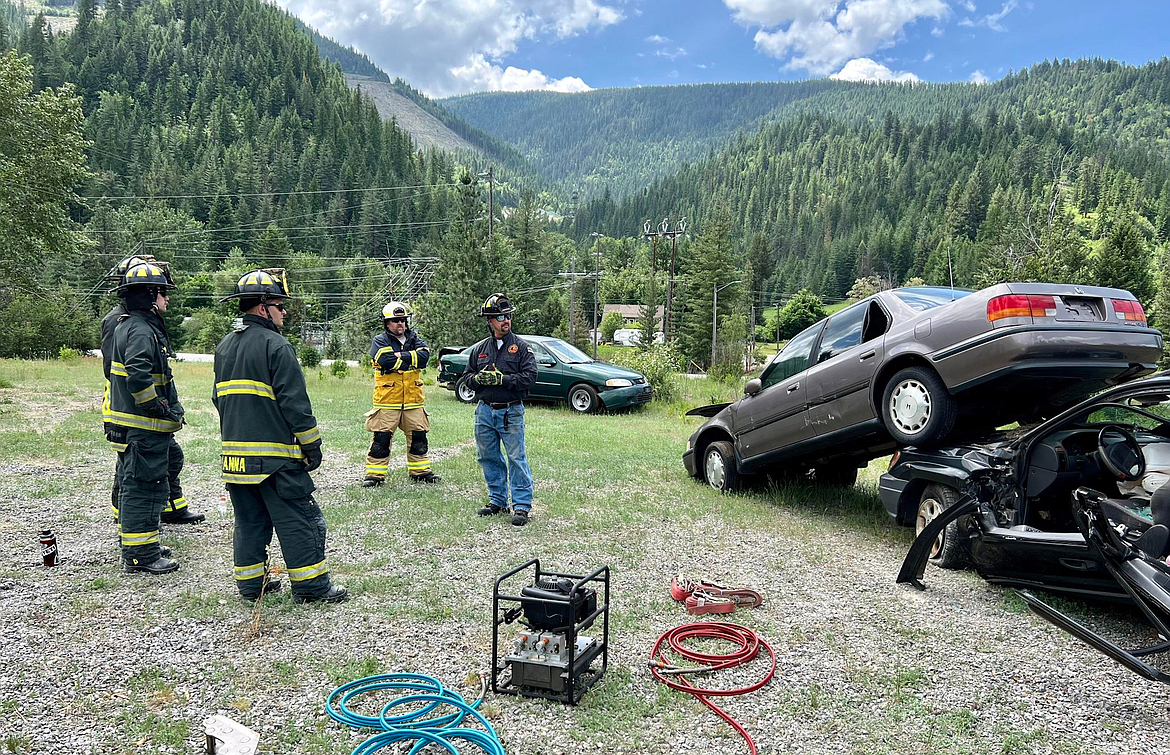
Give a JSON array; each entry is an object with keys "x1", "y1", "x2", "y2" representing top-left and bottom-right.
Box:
[
  {"x1": 655, "y1": 47, "x2": 688, "y2": 60},
  {"x1": 274, "y1": 0, "x2": 623, "y2": 96},
  {"x1": 931, "y1": 25, "x2": 944, "y2": 36},
  {"x1": 725, "y1": 0, "x2": 950, "y2": 76},
  {"x1": 923, "y1": 51, "x2": 934, "y2": 61},
  {"x1": 962, "y1": 1, "x2": 976, "y2": 11},
  {"x1": 959, "y1": 0, "x2": 1016, "y2": 32},
  {"x1": 969, "y1": 69, "x2": 990, "y2": 84},
  {"x1": 645, "y1": 34, "x2": 670, "y2": 43},
  {"x1": 830, "y1": 57, "x2": 919, "y2": 83}
]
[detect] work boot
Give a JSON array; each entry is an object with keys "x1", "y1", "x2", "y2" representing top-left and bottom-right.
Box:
[
  {"x1": 511, "y1": 509, "x2": 530, "y2": 527},
  {"x1": 361, "y1": 477, "x2": 384, "y2": 488},
  {"x1": 478, "y1": 503, "x2": 507, "y2": 517},
  {"x1": 123, "y1": 545, "x2": 171, "y2": 562},
  {"x1": 125, "y1": 556, "x2": 180, "y2": 575},
  {"x1": 294, "y1": 585, "x2": 348, "y2": 604},
  {"x1": 161, "y1": 509, "x2": 206, "y2": 525},
  {"x1": 411, "y1": 472, "x2": 442, "y2": 484},
  {"x1": 240, "y1": 578, "x2": 284, "y2": 603}
]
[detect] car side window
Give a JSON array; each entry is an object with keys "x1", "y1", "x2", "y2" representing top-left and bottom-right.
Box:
[
  {"x1": 761, "y1": 325, "x2": 820, "y2": 390},
  {"x1": 817, "y1": 304, "x2": 867, "y2": 363},
  {"x1": 530, "y1": 343, "x2": 552, "y2": 362}
]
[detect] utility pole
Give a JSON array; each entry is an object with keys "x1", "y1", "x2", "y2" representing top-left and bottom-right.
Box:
[
  {"x1": 479, "y1": 166, "x2": 495, "y2": 244},
  {"x1": 590, "y1": 232, "x2": 605, "y2": 360},
  {"x1": 776, "y1": 302, "x2": 781, "y2": 352},
  {"x1": 642, "y1": 217, "x2": 686, "y2": 341},
  {"x1": 569, "y1": 257, "x2": 576, "y2": 343}
]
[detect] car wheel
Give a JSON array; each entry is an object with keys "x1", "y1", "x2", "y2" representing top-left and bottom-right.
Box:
[
  {"x1": 916, "y1": 483, "x2": 967, "y2": 569},
  {"x1": 882, "y1": 366, "x2": 957, "y2": 447},
  {"x1": 568, "y1": 384, "x2": 598, "y2": 413},
  {"x1": 455, "y1": 376, "x2": 477, "y2": 404},
  {"x1": 814, "y1": 465, "x2": 858, "y2": 487},
  {"x1": 703, "y1": 441, "x2": 741, "y2": 493}
]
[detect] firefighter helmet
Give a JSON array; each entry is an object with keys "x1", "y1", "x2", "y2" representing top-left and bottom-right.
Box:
[
  {"x1": 382, "y1": 301, "x2": 412, "y2": 321},
  {"x1": 221, "y1": 268, "x2": 294, "y2": 302},
  {"x1": 115, "y1": 262, "x2": 176, "y2": 293},
  {"x1": 479, "y1": 293, "x2": 515, "y2": 318}
]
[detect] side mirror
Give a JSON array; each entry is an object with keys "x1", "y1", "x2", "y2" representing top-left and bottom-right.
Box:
[{"x1": 744, "y1": 378, "x2": 762, "y2": 397}]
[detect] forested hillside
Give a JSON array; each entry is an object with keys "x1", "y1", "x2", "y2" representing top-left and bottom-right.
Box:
[{"x1": 444, "y1": 59, "x2": 1170, "y2": 201}]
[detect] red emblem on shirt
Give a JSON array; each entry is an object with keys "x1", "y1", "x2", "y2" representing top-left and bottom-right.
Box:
[
  {"x1": 478, "y1": 353, "x2": 488, "y2": 358},
  {"x1": 508, "y1": 344, "x2": 518, "y2": 353}
]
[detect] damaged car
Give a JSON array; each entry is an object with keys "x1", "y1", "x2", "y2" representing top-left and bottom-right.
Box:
[
  {"x1": 891, "y1": 375, "x2": 1170, "y2": 682},
  {"x1": 685, "y1": 283, "x2": 1161, "y2": 492}
]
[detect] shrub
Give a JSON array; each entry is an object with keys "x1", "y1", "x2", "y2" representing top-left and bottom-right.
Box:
[
  {"x1": 298, "y1": 344, "x2": 322, "y2": 368},
  {"x1": 609, "y1": 343, "x2": 683, "y2": 403},
  {"x1": 183, "y1": 309, "x2": 233, "y2": 354},
  {"x1": 0, "y1": 292, "x2": 96, "y2": 358},
  {"x1": 324, "y1": 334, "x2": 343, "y2": 360},
  {"x1": 359, "y1": 352, "x2": 373, "y2": 371},
  {"x1": 58, "y1": 346, "x2": 80, "y2": 360},
  {"x1": 330, "y1": 360, "x2": 350, "y2": 378}
]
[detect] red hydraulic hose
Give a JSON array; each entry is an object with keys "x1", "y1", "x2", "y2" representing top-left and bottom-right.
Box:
[{"x1": 648, "y1": 621, "x2": 776, "y2": 755}]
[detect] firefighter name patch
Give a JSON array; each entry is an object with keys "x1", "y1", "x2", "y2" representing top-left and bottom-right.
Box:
[{"x1": 508, "y1": 344, "x2": 518, "y2": 353}]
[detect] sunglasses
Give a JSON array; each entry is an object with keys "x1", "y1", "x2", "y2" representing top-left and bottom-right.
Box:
[
  {"x1": 491, "y1": 314, "x2": 512, "y2": 322},
  {"x1": 387, "y1": 317, "x2": 407, "y2": 324},
  {"x1": 266, "y1": 302, "x2": 287, "y2": 312}
]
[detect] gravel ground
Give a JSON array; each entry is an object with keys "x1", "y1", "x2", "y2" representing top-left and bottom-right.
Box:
[{"x1": 3, "y1": 431, "x2": 1170, "y2": 754}]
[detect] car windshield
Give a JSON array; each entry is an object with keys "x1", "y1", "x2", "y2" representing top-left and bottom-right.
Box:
[
  {"x1": 893, "y1": 287, "x2": 973, "y2": 311},
  {"x1": 1080, "y1": 393, "x2": 1170, "y2": 433},
  {"x1": 543, "y1": 339, "x2": 593, "y2": 363}
]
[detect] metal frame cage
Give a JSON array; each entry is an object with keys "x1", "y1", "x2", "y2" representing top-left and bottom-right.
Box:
[{"x1": 491, "y1": 559, "x2": 610, "y2": 705}]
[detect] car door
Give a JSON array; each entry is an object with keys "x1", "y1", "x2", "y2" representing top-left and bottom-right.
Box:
[
  {"x1": 806, "y1": 299, "x2": 890, "y2": 434},
  {"x1": 736, "y1": 323, "x2": 823, "y2": 463},
  {"x1": 528, "y1": 342, "x2": 562, "y2": 400}
]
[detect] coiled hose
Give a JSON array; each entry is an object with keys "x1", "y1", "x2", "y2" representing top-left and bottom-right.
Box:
[
  {"x1": 648, "y1": 621, "x2": 776, "y2": 755},
  {"x1": 326, "y1": 672, "x2": 505, "y2": 755}
]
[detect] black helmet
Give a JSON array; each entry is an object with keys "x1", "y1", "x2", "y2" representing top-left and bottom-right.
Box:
[
  {"x1": 115, "y1": 262, "x2": 176, "y2": 294},
  {"x1": 107, "y1": 254, "x2": 173, "y2": 286},
  {"x1": 221, "y1": 268, "x2": 294, "y2": 302},
  {"x1": 479, "y1": 293, "x2": 515, "y2": 318}
]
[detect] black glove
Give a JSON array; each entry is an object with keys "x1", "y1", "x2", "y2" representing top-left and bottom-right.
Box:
[
  {"x1": 142, "y1": 396, "x2": 170, "y2": 418},
  {"x1": 302, "y1": 445, "x2": 323, "y2": 472}
]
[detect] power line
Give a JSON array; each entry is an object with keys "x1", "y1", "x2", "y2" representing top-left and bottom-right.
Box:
[{"x1": 82, "y1": 181, "x2": 462, "y2": 202}]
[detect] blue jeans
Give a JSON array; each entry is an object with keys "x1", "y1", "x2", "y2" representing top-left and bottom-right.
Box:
[{"x1": 475, "y1": 402, "x2": 533, "y2": 512}]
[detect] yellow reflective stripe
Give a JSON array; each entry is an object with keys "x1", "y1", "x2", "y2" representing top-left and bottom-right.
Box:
[
  {"x1": 102, "y1": 380, "x2": 113, "y2": 421},
  {"x1": 221, "y1": 441, "x2": 304, "y2": 459},
  {"x1": 294, "y1": 426, "x2": 321, "y2": 445},
  {"x1": 131, "y1": 385, "x2": 157, "y2": 404},
  {"x1": 407, "y1": 460, "x2": 431, "y2": 468},
  {"x1": 108, "y1": 441, "x2": 128, "y2": 452},
  {"x1": 222, "y1": 472, "x2": 270, "y2": 483},
  {"x1": 215, "y1": 380, "x2": 276, "y2": 400},
  {"x1": 151, "y1": 373, "x2": 171, "y2": 386},
  {"x1": 288, "y1": 560, "x2": 329, "y2": 581},
  {"x1": 110, "y1": 362, "x2": 129, "y2": 377},
  {"x1": 365, "y1": 465, "x2": 388, "y2": 473},
  {"x1": 170, "y1": 497, "x2": 187, "y2": 511},
  {"x1": 234, "y1": 562, "x2": 267, "y2": 580},
  {"x1": 107, "y1": 411, "x2": 181, "y2": 433},
  {"x1": 402, "y1": 403, "x2": 424, "y2": 409},
  {"x1": 121, "y1": 530, "x2": 159, "y2": 545},
  {"x1": 408, "y1": 351, "x2": 419, "y2": 369}
]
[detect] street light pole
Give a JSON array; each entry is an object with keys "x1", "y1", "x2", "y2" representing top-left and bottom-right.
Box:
[
  {"x1": 590, "y1": 232, "x2": 605, "y2": 360},
  {"x1": 711, "y1": 280, "x2": 743, "y2": 371}
]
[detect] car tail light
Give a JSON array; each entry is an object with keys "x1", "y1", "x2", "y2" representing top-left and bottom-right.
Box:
[
  {"x1": 986, "y1": 294, "x2": 1056, "y2": 322},
  {"x1": 1111, "y1": 298, "x2": 1147, "y2": 323}
]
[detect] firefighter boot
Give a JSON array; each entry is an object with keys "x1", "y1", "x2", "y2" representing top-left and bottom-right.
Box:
[
  {"x1": 411, "y1": 471, "x2": 442, "y2": 484},
  {"x1": 293, "y1": 585, "x2": 348, "y2": 604},
  {"x1": 125, "y1": 556, "x2": 180, "y2": 575}
]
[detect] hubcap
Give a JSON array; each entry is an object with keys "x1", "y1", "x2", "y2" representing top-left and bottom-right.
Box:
[
  {"x1": 571, "y1": 390, "x2": 591, "y2": 411},
  {"x1": 916, "y1": 496, "x2": 946, "y2": 559},
  {"x1": 890, "y1": 379, "x2": 931, "y2": 435},
  {"x1": 458, "y1": 380, "x2": 475, "y2": 401},
  {"x1": 705, "y1": 449, "x2": 726, "y2": 490}
]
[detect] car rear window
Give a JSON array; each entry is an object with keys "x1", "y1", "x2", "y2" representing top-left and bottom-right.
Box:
[{"x1": 893, "y1": 287, "x2": 973, "y2": 311}]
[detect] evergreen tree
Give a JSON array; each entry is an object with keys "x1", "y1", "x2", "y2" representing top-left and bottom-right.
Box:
[
  {"x1": 678, "y1": 201, "x2": 738, "y2": 366},
  {"x1": 422, "y1": 173, "x2": 493, "y2": 348},
  {"x1": 1093, "y1": 218, "x2": 1153, "y2": 307}
]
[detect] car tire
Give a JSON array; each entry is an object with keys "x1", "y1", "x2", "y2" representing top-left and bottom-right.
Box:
[
  {"x1": 703, "y1": 441, "x2": 741, "y2": 493},
  {"x1": 455, "y1": 376, "x2": 477, "y2": 404},
  {"x1": 568, "y1": 384, "x2": 599, "y2": 413},
  {"x1": 814, "y1": 465, "x2": 858, "y2": 487},
  {"x1": 917, "y1": 483, "x2": 967, "y2": 569},
  {"x1": 882, "y1": 366, "x2": 957, "y2": 447}
]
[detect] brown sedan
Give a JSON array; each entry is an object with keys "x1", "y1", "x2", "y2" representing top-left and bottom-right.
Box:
[{"x1": 684, "y1": 284, "x2": 1163, "y2": 492}]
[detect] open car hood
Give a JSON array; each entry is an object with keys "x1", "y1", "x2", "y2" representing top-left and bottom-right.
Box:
[{"x1": 685, "y1": 402, "x2": 731, "y2": 418}]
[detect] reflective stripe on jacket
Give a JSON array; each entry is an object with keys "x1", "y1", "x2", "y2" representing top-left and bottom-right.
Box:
[
  {"x1": 108, "y1": 310, "x2": 182, "y2": 434},
  {"x1": 213, "y1": 315, "x2": 322, "y2": 484},
  {"x1": 370, "y1": 329, "x2": 430, "y2": 410}
]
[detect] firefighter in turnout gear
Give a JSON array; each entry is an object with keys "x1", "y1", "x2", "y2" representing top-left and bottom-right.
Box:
[
  {"x1": 108, "y1": 263, "x2": 183, "y2": 574},
  {"x1": 102, "y1": 255, "x2": 204, "y2": 538},
  {"x1": 213, "y1": 269, "x2": 346, "y2": 604},
  {"x1": 362, "y1": 302, "x2": 440, "y2": 486}
]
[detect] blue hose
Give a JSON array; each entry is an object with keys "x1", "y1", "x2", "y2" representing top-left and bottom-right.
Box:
[{"x1": 326, "y1": 672, "x2": 506, "y2": 755}]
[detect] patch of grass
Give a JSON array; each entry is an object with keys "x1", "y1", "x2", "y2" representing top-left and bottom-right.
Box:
[
  {"x1": 111, "y1": 709, "x2": 190, "y2": 752},
  {"x1": 325, "y1": 656, "x2": 384, "y2": 686},
  {"x1": 0, "y1": 378, "x2": 14, "y2": 389},
  {"x1": 3, "y1": 735, "x2": 30, "y2": 754},
  {"x1": 86, "y1": 576, "x2": 118, "y2": 591}
]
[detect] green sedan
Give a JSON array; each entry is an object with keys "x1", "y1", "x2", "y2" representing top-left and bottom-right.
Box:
[{"x1": 436, "y1": 335, "x2": 652, "y2": 413}]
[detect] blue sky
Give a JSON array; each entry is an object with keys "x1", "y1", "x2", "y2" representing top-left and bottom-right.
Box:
[{"x1": 274, "y1": 1, "x2": 1170, "y2": 97}]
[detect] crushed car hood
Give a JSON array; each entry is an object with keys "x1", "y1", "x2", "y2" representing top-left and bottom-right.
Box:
[{"x1": 685, "y1": 402, "x2": 731, "y2": 418}]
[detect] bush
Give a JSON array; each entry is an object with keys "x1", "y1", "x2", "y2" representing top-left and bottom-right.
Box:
[
  {"x1": 359, "y1": 352, "x2": 373, "y2": 371},
  {"x1": 330, "y1": 360, "x2": 350, "y2": 378},
  {"x1": 58, "y1": 346, "x2": 80, "y2": 360},
  {"x1": 0, "y1": 292, "x2": 96, "y2": 358},
  {"x1": 324, "y1": 334, "x2": 343, "y2": 360},
  {"x1": 299, "y1": 344, "x2": 322, "y2": 368},
  {"x1": 609, "y1": 343, "x2": 683, "y2": 403},
  {"x1": 183, "y1": 308, "x2": 233, "y2": 354}
]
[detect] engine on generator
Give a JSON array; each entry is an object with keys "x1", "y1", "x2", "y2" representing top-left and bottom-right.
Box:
[{"x1": 492, "y1": 561, "x2": 610, "y2": 705}]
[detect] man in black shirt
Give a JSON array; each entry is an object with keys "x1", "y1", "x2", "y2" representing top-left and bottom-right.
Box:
[{"x1": 464, "y1": 293, "x2": 538, "y2": 526}]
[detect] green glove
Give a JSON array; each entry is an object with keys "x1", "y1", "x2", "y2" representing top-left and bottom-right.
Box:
[{"x1": 474, "y1": 367, "x2": 504, "y2": 386}]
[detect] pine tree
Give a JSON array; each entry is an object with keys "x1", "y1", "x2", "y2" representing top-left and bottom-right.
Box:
[
  {"x1": 422, "y1": 173, "x2": 492, "y2": 348},
  {"x1": 678, "y1": 201, "x2": 737, "y2": 366},
  {"x1": 1093, "y1": 217, "x2": 1153, "y2": 306}
]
